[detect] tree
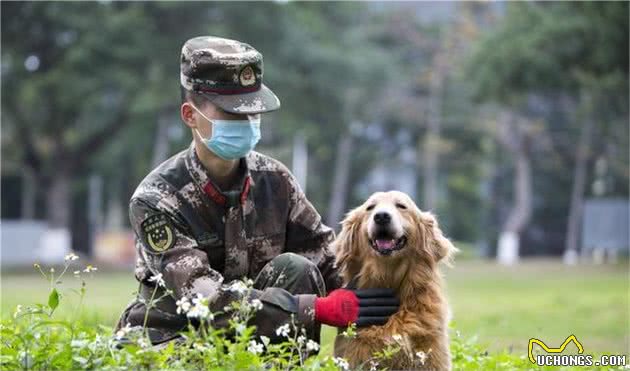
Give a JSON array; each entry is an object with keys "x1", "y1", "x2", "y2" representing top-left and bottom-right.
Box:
[
  {"x1": 1, "y1": 2, "x2": 210, "y2": 251},
  {"x1": 467, "y1": 1, "x2": 628, "y2": 263}
]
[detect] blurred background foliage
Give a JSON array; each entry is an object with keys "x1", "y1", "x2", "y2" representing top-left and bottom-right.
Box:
[{"x1": 1, "y1": 1, "x2": 628, "y2": 259}]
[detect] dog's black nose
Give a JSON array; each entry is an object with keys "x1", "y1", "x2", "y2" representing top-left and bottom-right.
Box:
[{"x1": 374, "y1": 212, "x2": 391, "y2": 225}]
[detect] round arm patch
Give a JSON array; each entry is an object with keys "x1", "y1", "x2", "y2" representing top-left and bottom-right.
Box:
[{"x1": 141, "y1": 213, "x2": 176, "y2": 254}]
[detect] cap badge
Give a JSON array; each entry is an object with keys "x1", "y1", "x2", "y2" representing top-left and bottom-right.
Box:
[{"x1": 239, "y1": 65, "x2": 256, "y2": 87}]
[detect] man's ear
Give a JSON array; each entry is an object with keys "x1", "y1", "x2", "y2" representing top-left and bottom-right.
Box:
[
  {"x1": 181, "y1": 102, "x2": 197, "y2": 129},
  {"x1": 417, "y1": 210, "x2": 458, "y2": 265}
]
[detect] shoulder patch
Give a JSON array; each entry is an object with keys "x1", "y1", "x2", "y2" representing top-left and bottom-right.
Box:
[{"x1": 141, "y1": 213, "x2": 176, "y2": 254}]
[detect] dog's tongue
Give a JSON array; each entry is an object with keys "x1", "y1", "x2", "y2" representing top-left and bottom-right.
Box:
[{"x1": 376, "y1": 239, "x2": 395, "y2": 250}]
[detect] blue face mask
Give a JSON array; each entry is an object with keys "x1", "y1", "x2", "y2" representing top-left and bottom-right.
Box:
[{"x1": 191, "y1": 104, "x2": 261, "y2": 160}]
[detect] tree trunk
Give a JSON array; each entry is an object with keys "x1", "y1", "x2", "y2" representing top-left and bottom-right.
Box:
[
  {"x1": 292, "y1": 132, "x2": 308, "y2": 194},
  {"x1": 47, "y1": 171, "x2": 72, "y2": 229},
  {"x1": 151, "y1": 112, "x2": 171, "y2": 168},
  {"x1": 496, "y1": 112, "x2": 533, "y2": 265},
  {"x1": 327, "y1": 132, "x2": 353, "y2": 230},
  {"x1": 564, "y1": 94, "x2": 595, "y2": 265},
  {"x1": 422, "y1": 51, "x2": 447, "y2": 211},
  {"x1": 503, "y1": 152, "x2": 532, "y2": 234},
  {"x1": 87, "y1": 174, "x2": 103, "y2": 257},
  {"x1": 21, "y1": 168, "x2": 37, "y2": 219},
  {"x1": 40, "y1": 169, "x2": 73, "y2": 263}
]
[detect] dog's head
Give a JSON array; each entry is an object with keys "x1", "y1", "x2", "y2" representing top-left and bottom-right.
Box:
[{"x1": 333, "y1": 191, "x2": 456, "y2": 278}]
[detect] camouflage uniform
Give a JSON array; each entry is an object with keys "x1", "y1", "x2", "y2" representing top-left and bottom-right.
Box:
[
  {"x1": 115, "y1": 36, "x2": 341, "y2": 345},
  {"x1": 115, "y1": 145, "x2": 342, "y2": 344}
]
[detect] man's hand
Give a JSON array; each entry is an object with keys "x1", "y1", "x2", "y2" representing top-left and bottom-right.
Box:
[{"x1": 314, "y1": 288, "x2": 399, "y2": 327}]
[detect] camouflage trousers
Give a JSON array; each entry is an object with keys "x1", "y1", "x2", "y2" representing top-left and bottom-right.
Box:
[{"x1": 115, "y1": 253, "x2": 327, "y2": 346}]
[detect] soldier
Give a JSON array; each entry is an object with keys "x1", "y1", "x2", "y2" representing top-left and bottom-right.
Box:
[{"x1": 114, "y1": 36, "x2": 399, "y2": 347}]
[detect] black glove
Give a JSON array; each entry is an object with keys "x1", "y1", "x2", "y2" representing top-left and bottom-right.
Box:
[
  {"x1": 353, "y1": 288, "x2": 400, "y2": 327},
  {"x1": 314, "y1": 287, "x2": 399, "y2": 327}
]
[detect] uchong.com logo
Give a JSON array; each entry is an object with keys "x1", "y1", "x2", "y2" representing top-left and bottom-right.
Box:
[{"x1": 528, "y1": 334, "x2": 627, "y2": 367}]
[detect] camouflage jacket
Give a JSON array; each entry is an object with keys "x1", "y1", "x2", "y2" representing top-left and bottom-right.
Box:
[{"x1": 121, "y1": 144, "x2": 341, "y2": 343}]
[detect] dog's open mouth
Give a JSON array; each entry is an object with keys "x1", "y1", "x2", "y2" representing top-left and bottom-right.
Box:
[{"x1": 369, "y1": 235, "x2": 407, "y2": 256}]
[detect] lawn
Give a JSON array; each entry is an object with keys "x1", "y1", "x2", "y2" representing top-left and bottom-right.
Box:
[{"x1": 2, "y1": 259, "x2": 628, "y2": 361}]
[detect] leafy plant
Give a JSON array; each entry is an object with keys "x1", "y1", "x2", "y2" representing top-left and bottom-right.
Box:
[
  {"x1": 2, "y1": 258, "x2": 624, "y2": 370},
  {"x1": 1, "y1": 257, "x2": 350, "y2": 370}
]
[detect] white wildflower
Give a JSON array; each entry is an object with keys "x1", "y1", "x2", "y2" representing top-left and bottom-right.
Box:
[
  {"x1": 275, "y1": 323, "x2": 290, "y2": 338},
  {"x1": 176, "y1": 297, "x2": 191, "y2": 314},
  {"x1": 369, "y1": 360, "x2": 379, "y2": 371},
  {"x1": 73, "y1": 270, "x2": 81, "y2": 276},
  {"x1": 192, "y1": 343, "x2": 206, "y2": 352},
  {"x1": 306, "y1": 339, "x2": 320, "y2": 352},
  {"x1": 297, "y1": 335, "x2": 306, "y2": 345},
  {"x1": 186, "y1": 303, "x2": 210, "y2": 319},
  {"x1": 247, "y1": 340, "x2": 264, "y2": 354},
  {"x1": 235, "y1": 323, "x2": 246, "y2": 334},
  {"x1": 115, "y1": 323, "x2": 132, "y2": 340},
  {"x1": 187, "y1": 293, "x2": 214, "y2": 321},
  {"x1": 192, "y1": 293, "x2": 207, "y2": 305},
  {"x1": 70, "y1": 339, "x2": 88, "y2": 348},
  {"x1": 251, "y1": 299, "x2": 263, "y2": 311},
  {"x1": 148, "y1": 273, "x2": 165, "y2": 287},
  {"x1": 186, "y1": 293, "x2": 213, "y2": 320},
  {"x1": 186, "y1": 305, "x2": 201, "y2": 318},
  {"x1": 83, "y1": 265, "x2": 97, "y2": 273},
  {"x1": 193, "y1": 342, "x2": 213, "y2": 352},
  {"x1": 50, "y1": 268, "x2": 55, "y2": 273},
  {"x1": 260, "y1": 336, "x2": 270, "y2": 347},
  {"x1": 13, "y1": 305, "x2": 22, "y2": 319},
  {"x1": 416, "y1": 349, "x2": 431, "y2": 365},
  {"x1": 64, "y1": 253, "x2": 79, "y2": 261},
  {"x1": 392, "y1": 334, "x2": 402, "y2": 342},
  {"x1": 226, "y1": 281, "x2": 248, "y2": 294},
  {"x1": 137, "y1": 338, "x2": 150, "y2": 349},
  {"x1": 333, "y1": 357, "x2": 350, "y2": 370}
]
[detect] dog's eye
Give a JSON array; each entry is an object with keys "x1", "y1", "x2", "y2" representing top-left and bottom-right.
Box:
[
  {"x1": 366, "y1": 204, "x2": 375, "y2": 211},
  {"x1": 395, "y1": 203, "x2": 407, "y2": 210}
]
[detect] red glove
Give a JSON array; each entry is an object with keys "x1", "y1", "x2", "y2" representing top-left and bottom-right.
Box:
[{"x1": 314, "y1": 288, "x2": 399, "y2": 328}]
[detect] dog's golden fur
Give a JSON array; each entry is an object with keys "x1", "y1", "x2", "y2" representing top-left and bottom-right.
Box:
[{"x1": 332, "y1": 191, "x2": 457, "y2": 370}]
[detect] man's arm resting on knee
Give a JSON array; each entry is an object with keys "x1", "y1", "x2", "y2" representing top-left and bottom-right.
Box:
[{"x1": 130, "y1": 199, "x2": 322, "y2": 339}]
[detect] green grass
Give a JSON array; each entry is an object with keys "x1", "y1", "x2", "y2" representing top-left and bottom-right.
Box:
[
  {"x1": 2, "y1": 259, "x2": 628, "y2": 360},
  {"x1": 446, "y1": 260, "x2": 628, "y2": 356},
  {"x1": 1, "y1": 269, "x2": 136, "y2": 326}
]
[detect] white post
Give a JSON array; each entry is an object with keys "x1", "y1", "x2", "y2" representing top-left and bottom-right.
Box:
[{"x1": 497, "y1": 231, "x2": 519, "y2": 265}]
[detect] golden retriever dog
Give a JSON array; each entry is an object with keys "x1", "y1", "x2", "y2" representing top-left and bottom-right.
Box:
[{"x1": 332, "y1": 191, "x2": 457, "y2": 370}]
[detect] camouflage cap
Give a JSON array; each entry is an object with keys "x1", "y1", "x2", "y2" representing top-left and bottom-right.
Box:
[{"x1": 180, "y1": 36, "x2": 281, "y2": 114}]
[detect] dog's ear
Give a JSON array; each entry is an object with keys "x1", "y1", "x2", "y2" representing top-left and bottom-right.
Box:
[
  {"x1": 416, "y1": 210, "x2": 458, "y2": 265},
  {"x1": 331, "y1": 207, "x2": 363, "y2": 276}
]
